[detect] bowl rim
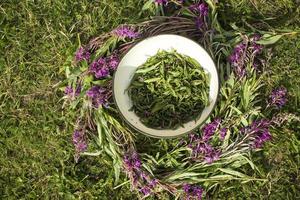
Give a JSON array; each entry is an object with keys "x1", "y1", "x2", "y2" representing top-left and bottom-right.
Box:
[{"x1": 112, "y1": 34, "x2": 220, "y2": 138}]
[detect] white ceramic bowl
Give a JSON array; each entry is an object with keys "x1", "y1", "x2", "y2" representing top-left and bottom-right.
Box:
[{"x1": 113, "y1": 34, "x2": 219, "y2": 138}]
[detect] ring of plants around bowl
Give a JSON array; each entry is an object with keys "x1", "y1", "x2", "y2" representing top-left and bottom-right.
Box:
[{"x1": 62, "y1": 1, "x2": 296, "y2": 199}]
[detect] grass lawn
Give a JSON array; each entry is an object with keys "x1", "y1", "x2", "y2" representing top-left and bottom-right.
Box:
[{"x1": 0, "y1": 0, "x2": 299, "y2": 199}]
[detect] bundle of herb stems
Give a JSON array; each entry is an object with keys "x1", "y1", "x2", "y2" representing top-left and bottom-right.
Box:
[{"x1": 127, "y1": 50, "x2": 210, "y2": 129}]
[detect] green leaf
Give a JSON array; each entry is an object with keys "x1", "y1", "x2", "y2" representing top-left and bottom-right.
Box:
[
  {"x1": 180, "y1": 8, "x2": 196, "y2": 17},
  {"x1": 221, "y1": 129, "x2": 231, "y2": 149},
  {"x1": 144, "y1": 77, "x2": 161, "y2": 83},
  {"x1": 81, "y1": 151, "x2": 102, "y2": 156},
  {"x1": 113, "y1": 161, "x2": 120, "y2": 184},
  {"x1": 96, "y1": 119, "x2": 103, "y2": 147},
  {"x1": 241, "y1": 116, "x2": 248, "y2": 126},
  {"x1": 83, "y1": 75, "x2": 94, "y2": 86},
  {"x1": 65, "y1": 66, "x2": 70, "y2": 78},
  {"x1": 151, "y1": 102, "x2": 166, "y2": 113},
  {"x1": 208, "y1": 175, "x2": 234, "y2": 180},
  {"x1": 142, "y1": 164, "x2": 154, "y2": 176},
  {"x1": 167, "y1": 172, "x2": 202, "y2": 181},
  {"x1": 136, "y1": 62, "x2": 161, "y2": 73},
  {"x1": 142, "y1": 0, "x2": 154, "y2": 11},
  {"x1": 218, "y1": 168, "x2": 248, "y2": 178},
  {"x1": 256, "y1": 34, "x2": 283, "y2": 45},
  {"x1": 230, "y1": 23, "x2": 240, "y2": 31}
]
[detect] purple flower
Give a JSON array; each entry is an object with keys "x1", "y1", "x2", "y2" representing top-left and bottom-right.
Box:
[
  {"x1": 65, "y1": 86, "x2": 73, "y2": 95},
  {"x1": 195, "y1": 17, "x2": 204, "y2": 29},
  {"x1": 202, "y1": 118, "x2": 221, "y2": 142},
  {"x1": 124, "y1": 151, "x2": 142, "y2": 171},
  {"x1": 113, "y1": 25, "x2": 139, "y2": 39},
  {"x1": 108, "y1": 53, "x2": 120, "y2": 70},
  {"x1": 90, "y1": 58, "x2": 110, "y2": 79},
  {"x1": 149, "y1": 179, "x2": 158, "y2": 188},
  {"x1": 183, "y1": 184, "x2": 203, "y2": 200},
  {"x1": 192, "y1": 185, "x2": 204, "y2": 199},
  {"x1": 188, "y1": 133, "x2": 200, "y2": 143},
  {"x1": 253, "y1": 61, "x2": 259, "y2": 69},
  {"x1": 242, "y1": 119, "x2": 272, "y2": 149},
  {"x1": 86, "y1": 86, "x2": 109, "y2": 108},
  {"x1": 252, "y1": 43, "x2": 263, "y2": 54},
  {"x1": 89, "y1": 53, "x2": 120, "y2": 78},
  {"x1": 220, "y1": 128, "x2": 227, "y2": 140},
  {"x1": 204, "y1": 150, "x2": 220, "y2": 164},
  {"x1": 65, "y1": 84, "x2": 81, "y2": 98},
  {"x1": 123, "y1": 152, "x2": 159, "y2": 197},
  {"x1": 155, "y1": 0, "x2": 168, "y2": 5},
  {"x1": 268, "y1": 87, "x2": 287, "y2": 108},
  {"x1": 229, "y1": 42, "x2": 248, "y2": 78},
  {"x1": 198, "y1": 3, "x2": 209, "y2": 16},
  {"x1": 123, "y1": 152, "x2": 156, "y2": 197},
  {"x1": 189, "y1": 141, "x2": 221, "y2": 164},
  {"x1": 253, "y1": 130, "x2": 272, "y2": 148},
  {"x1": 75, "y1": 84, "x2": 82, "y2": 95},
  {"x1": 252, "y1": 34, "x2": 261, "y2": 42},
  {"x1": 72, "y1": 130, "x2": 87, "y2": 161},
  {"x1": 192, "y1": 143, "x2": 212, "y2": 155},
  {"x1": 229, "y1": 35, "x2": 264, "y2": 78},
  {"x1": 250, "y1": 35, "x2": 263, "y2": 55},
  {"x1": 189, "y1": 3, "x2": 209, "y2": 16},
  {"x1": 230, "y1": 43, "x2": 246, "y2": 65},
  {"x1": 140, "y1": 186, "x2": 151, "y2": 195},
  {"x1": 75, "y1": 47, "x2": 90, "y2": 62},
  {"x1": 250, "y1": 119, "x2": 271, "y2": 133},
  {"x1": 189, "y1": 2, "x2": 209, "y2": 30},
  {"x1": 183, "y1": 183, "x2": 191, "y2": 193},
  {"x1": 186, "y1": 120, "x2": 223, "y2": 164}
]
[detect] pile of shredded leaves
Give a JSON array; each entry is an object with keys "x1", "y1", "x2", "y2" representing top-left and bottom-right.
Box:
[{"x1": 127, "y1": 50, "x2": 210, "y2": 129}]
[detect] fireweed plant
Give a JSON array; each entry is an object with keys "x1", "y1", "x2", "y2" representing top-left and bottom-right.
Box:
[{"x1": 61, "y1": 0, "x2": 299, "y2": 199}]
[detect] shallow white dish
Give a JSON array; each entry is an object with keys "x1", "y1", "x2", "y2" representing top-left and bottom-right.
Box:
[{"x1": 113, "y1": 34, "x2": 219, "y2": 138}]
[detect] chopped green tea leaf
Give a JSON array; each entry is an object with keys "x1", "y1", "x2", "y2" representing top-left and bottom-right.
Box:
[{"x1": 127, "y1": 49, "x2": 210, "y2": 129}]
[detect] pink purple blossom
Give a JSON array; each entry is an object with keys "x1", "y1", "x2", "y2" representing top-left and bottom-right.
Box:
[
  {"x1": 149, "y1": 179, "x2": 158, "y2": 188},
  {"x1": 253, "y1": 130, "x2": 272, "y2": 148},
  {"x1": 72, "y1": 130, "x2": 87, "y2": 162},
  {"x1": 108, "y1": 53, "x2": 120, "y2": 70},
  {"x1": 124, "y1": 151, "x2": 141, "y2": 171},
  {"x1": 250, "y1": 35, "x2": 263, "y2": 54},
  {"x1": 241, "y1": 119, "x2": 272, "y2": 149},
  {"x1": 183, "y1": 184, "x2": 203, "y2": 200},
  {"x1": 195, "y1": 17, "x2": 204, "y2": 29},
  {"x1": 89, "y1": 53, "x2": 120, "y2": 78},
  {"x1": 113, "y1": 25, "x2": 139, "y2": 39},
  {"x1": 189, "y1": 142, "x2": 220, "y2": 164},
  {"x1": 123, "y1": 152, "x2": 158, "y2": 197},
  {"x1": 202, "y1": 118, "x2": 221, "y2": 142},
  {"x1": 86, "y1": 86, "x2": 109, "y2": 108},
  {"x1": 75, "y1": 47, "x2": 90, "y2": 62},
  {"x1": 186, "y1": 119, "x2": 225, "y2": 164},
  {"x1": 204, "y1": 150, "x2": 220, "y2": 164},
  {"x1": 189, "y1": 2, "x2": 209, "y2": 29},
  {"x1": 268, "y1": 87, "x2": 287, "y2": 108},
  {"x1": 229, "y1": 42, "x2": 247, "y2": 77},
  {"x1": 189, "y1": 2, "x2": 209, "y2": 16},
  {"x1": 90, "y1": 58, "x2": 110, "y2": 79},
  {"x1": 140, "y1": 186, "x2": 151, "y2": 195},
  {"x1": 229, "y1": 35, "x2": 263, "y2": 78},
  {"x1": 65, "y1": 84, "x2": 81, "y2": 98},
  {"x1": 220, "y1": 128, "x2": 228, "y2": 140}
]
